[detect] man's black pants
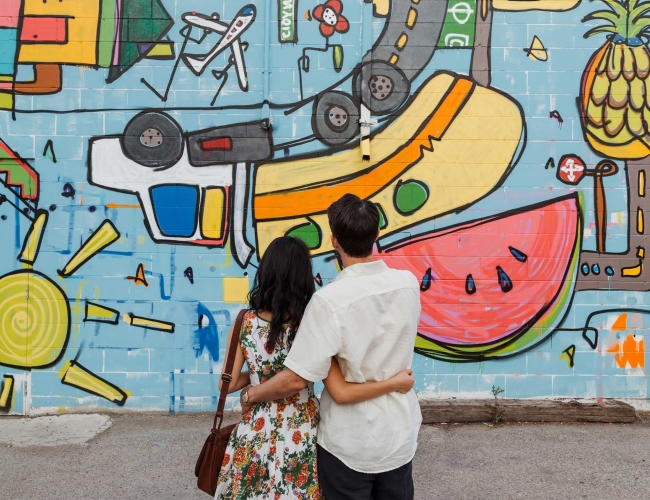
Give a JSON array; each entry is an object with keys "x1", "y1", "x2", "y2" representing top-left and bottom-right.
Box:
[{"x1": 318, "y1": 446, "x2": 415, "y2": 500}]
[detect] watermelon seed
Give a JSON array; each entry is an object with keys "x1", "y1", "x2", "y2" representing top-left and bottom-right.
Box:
[
  {"x1": 496, "y1": 266, "x2": 513, "y2": 293},
  {"x1": 421, "y1": 267, "x2": 432, "y2": 291},
  {"x1": 508, "y1": 246, "x2": 528, "y2": 263},
  {"x1": 465, "y1": 274, "x2": 476, "y2": 295}
]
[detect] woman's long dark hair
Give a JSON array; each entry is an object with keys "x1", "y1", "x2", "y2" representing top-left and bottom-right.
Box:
[{"x1": 248, "y1": 236, "x2": 315, "y2": 352}]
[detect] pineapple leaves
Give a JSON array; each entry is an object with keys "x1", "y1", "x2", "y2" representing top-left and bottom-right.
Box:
[
  {"x1": 584, "y1": 25, "x2": 620, "y2": 38},
  {"x1": 585, "y1": 0, "x2": 650, "y2": 41},
  {"x1": 630, "y1": 17, "x2": 650, "y2": 37},
  {"x1": 599, "y1": 0, "x2": 631, "y2": 19},
  {"x1": 582, "y1": 10, "x2": 622, "y2": 26}
]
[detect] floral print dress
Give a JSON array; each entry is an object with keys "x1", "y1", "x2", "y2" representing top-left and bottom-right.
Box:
[{"x1": 216, "y1": 311, "x2": 321, "y2": 500}]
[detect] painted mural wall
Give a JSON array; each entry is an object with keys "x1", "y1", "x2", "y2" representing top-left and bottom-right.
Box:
[{"x1": 1, "y1": 0, "x2": 649, "y2": 415}]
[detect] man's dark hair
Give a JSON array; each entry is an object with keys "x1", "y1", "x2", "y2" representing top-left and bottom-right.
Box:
[{"x1": 327, "y1": 194, "x2": 380, "y2": 258}]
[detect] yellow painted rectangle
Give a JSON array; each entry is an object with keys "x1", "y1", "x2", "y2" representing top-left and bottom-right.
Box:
[
  {"x1": 19, "y1": 210, "x2": 48, "y2": 265},
  {"x1": 85, "y1": 302, "x2": 119, "y2": 324},
  {"x1": 126, "y1": 313, "x2": 175, "y2": 333},
  {"x1": 145, "y1": 43, "x2": 174, "y2": 58},
  {"x1": 389, "y1": 54, "x2": 399, "y2": 65},
  {"x1": 19, "y1": 0, "x2": 100, "y2": 65},
  {"x1": 0, "y1": 375, "x2": 14, "y2": 409},
  {"x1": 638, "y1": 208, "x2": 644, "y2": 235},
  {"x1": 396, "y1": 33, "x2": 408, "y2": 50},
  {"x1": 406, "y1": 8, "x2": 417, "y2": 27},
  {"x1": 201, "y1": 188, "x2": 226, "y2": 239},
  {"x1": 640, "y1": 170, "x2": 646, "y2": 197},
  {"x1": 223, "y1": 277, "x2": 250, "y2": 303},
  {"x1": 0, "y1": 92, "x2": 13, "y2": 110},
  {"x1": 59, "y1": 361, "x2": 128, "y2": 406}
]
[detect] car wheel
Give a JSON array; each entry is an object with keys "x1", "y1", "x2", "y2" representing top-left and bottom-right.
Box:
[
  {"x1": 312, "y1": 91, "x2": 360, "y2": 146},
  {"x1": 353, "y1": 61, "x2": 410, "y2": 115},
  {"x1": 121, "y1": 112, "x2": 184, "y2": 168}
]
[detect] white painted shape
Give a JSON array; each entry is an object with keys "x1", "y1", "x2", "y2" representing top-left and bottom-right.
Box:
[
  {"x1": 90, "y1": 138, "x2": 233, "y2": 243},
  {"x1": 0, "y1": 414, "x2": 112, "y2": 447}
]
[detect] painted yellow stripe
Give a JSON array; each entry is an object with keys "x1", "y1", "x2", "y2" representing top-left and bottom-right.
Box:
[
  {"x1": 622, "y1": 263, "x2": 643, "y2": 277},
  {"x1": 638, "y1": 207, "x2": 644, "y2": 234},
  {"x1": 126, "y1": 314, "x2": 175, "y2": 333},
  {"x1": 106, "y1": 203, "x2": 141, "y2": 209},
  {"x1": 406, "y1": 8, "x2": 417, "y2": 27},
  {"x1": 19, "y1": 210, "x2": 48, "y2": 265},
  {"x1": 389, "y1": 54, "x2": 399, "y2": 65},
  {"x1": 254, "y1": 73, "x2": 456, "y2": 195},
  {"x1": 202, "y1": 188, "x2": 226, "y2": 239},
  {"x1": 59, "y1": 361, "x2": 127, "y2": 405},
  {"x1": 0, "y1": 376, "x2": 14, "y2": 409},
  {"x1": 638, "y1": 247, "x2": 645, "y2": 258},
  {"x1": 396, "y1": 33, "x2": 408, "y2": 50},
  {"x1": 59, "y1": 220, "x2": 120, "y2": 277},
  {"x1": 640, "y1": 170, "x2": 646, "y2": 197},
  {"x1": 254, "y1": 78, "x2": 474, "y2": 220}
]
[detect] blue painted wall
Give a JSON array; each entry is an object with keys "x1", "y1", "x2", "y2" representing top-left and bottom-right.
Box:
[{"x1": 1, "y1": 0, "x2": 649, "y2": 414}]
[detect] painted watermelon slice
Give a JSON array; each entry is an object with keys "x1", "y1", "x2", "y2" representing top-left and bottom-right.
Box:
[{"x1": 377, "y1": 193, "x2": 582, "y2": 362}]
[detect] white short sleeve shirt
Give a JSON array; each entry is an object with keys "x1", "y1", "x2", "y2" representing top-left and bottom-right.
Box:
[{"x1": 284, "y1": 259, "x2": 422, "y2": 474}]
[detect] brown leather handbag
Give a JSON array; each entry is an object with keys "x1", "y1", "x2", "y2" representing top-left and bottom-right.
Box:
[{"x1": 195, "y1": 309, "x2": 247, "y2": 496}]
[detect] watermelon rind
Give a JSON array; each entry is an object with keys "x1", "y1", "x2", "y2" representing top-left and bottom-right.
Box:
[{"x1": 409, "y1": 193, "x2": 583, "y2": 362}]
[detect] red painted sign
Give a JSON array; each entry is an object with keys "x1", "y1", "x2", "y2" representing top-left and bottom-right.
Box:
[{"x1": 557, "y1": 154, "x2": 586, "y2": 185}]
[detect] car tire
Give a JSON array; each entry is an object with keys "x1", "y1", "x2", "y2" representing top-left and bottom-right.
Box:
[
  {"x1": 121, "y1": 112, "x2": 184, "y2": 169},
  {"x1": 353, "y1": 61, "x2": 410, "y2": 115},
  {"x1": 312, "y1": 91, "x2": 360, "y2": 146}
]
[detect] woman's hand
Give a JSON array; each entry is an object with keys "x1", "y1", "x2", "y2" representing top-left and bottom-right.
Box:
[{"x1": 391, "y1": 369, "x2": 415, "y2": 394}]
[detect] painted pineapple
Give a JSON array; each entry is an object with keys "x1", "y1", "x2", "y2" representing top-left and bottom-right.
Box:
[{"x1": 580, "y1": 0, "x2": 650, "y2": 159}]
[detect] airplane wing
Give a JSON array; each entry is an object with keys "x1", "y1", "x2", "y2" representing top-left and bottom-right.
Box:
[
  {"x1": 230, "y1": 40, "x2": 248, "y2": 92},
  {"x1": 181, "y1": 14, "x2": 229, "y2": 34}
]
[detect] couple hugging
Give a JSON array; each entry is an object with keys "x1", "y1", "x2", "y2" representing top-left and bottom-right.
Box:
[{"x1": 216, "y1": 194, "x2": 422, "y2": 500}]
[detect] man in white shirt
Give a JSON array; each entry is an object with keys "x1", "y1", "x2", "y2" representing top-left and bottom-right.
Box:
[{"x1": 243, "y1": 194, "x2": 422, "y2": 499}]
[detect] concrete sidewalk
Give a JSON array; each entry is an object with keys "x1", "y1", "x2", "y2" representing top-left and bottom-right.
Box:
[{"x1": 1, "y1": 413, "x2": 649, "y2": 500}]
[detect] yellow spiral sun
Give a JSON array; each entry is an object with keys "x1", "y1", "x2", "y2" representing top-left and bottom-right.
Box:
[{"x1": 0, "y1": 270, "x2": 70, "y2": 369}]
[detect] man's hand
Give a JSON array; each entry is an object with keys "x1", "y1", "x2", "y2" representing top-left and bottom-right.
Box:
[
  {"x1": 391, "y1": 369, "x2": 415, "y2": 394},
  {"x1": 247, "y1": 369, "x2": 308, "y2": 404}
]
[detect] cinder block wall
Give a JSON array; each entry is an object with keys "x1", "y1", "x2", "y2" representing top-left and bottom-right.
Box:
[{"x1": 1, "y1": 0, "x2": 648, "y2": 415}]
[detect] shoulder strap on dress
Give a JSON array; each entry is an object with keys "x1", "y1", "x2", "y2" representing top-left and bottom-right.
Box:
[{"x1": 213, "y1": 309, "x2": 247, "y2": 431}]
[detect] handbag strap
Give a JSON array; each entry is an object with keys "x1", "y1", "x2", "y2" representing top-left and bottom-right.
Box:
[{"x1": 213, "y1": 308, "x2": 247, "y2": 431}]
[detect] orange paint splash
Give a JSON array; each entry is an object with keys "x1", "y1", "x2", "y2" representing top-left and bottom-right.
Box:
[
  {"x1": 611, "y1": 313, "x2": 628, "y2": 331},
  {"x1": 608, "y1": 334, "x2": 645, "y2": 370},
  {"x1": 106, "y1": 203, "x2": 141, "y2": 209}
]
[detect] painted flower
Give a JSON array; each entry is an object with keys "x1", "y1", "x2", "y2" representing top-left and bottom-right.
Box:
[
  {"x1": 292, "y1": 430, "x2": 302, "y2": 445},
  {"x1": 222, "y1": 453, "x2": 231, "y2": 467},
  {"x1": 312, "y1": 0, "x2": 349, "y2": 38}
]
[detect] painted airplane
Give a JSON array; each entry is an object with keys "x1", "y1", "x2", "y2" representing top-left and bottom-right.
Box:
[{"x1": 181, "y1": 5, "x2": 256, "y2": 89}]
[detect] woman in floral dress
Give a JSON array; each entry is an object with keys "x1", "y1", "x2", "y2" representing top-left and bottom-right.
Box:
[{"x1": 215, "y1": 237, "x2": 415, "y2": 499}]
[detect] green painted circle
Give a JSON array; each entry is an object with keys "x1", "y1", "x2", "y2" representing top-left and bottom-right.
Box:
[
  {"x1": 286, "y1": 221, "x2": 321, "y2": 250},
  {"x1": 394, "y1": 181, "x2": 429, "y2": 214}
]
